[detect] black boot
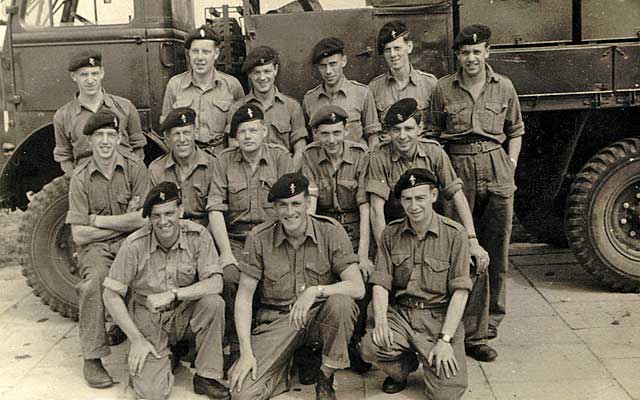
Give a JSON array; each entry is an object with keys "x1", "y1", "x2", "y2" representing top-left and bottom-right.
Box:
[{"x1": 193, "y1": 374, "x2": 230, "y2": 400}]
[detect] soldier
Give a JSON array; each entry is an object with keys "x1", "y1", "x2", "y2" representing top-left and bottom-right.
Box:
[
  {"x1": 54, "y1": 50, "x2": 147, "y2": 174},
  {"x1": 65, "y1": 109, "x2": 150, "y2": 388},
  {"x1": 162, "y1": 25, "x2": 244, "y2": 154},
  {"x1": 149, "y1": 107, "x2": 217, "y2": 228},
  {"x1": 102, "y1": 182, "x2": 229, "y2": 400},
  {"x1": 228, "y1": 46, "x2": 307, "y2": 171},
  {"x1": 429, "y1": 24, "x2": 524, "y2": 361},
  {"x1": 228, "y1": 173, "x2": 365, "y2": 400},
  {"x1": 360, "y1": 168, "x2": 471, "y2": 399},
  {"x1": 369, "y1": 21, "x2": 438, "y2": 142},
  {"x1": 302, "y1": 37, "x2": 381, "y2": 148}
]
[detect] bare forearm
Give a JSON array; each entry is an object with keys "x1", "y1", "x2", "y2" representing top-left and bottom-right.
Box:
[
  {"x1": 330, "y1": 265, "x2": 365, "y2": 299},
  {"x1": 292, "y1": 143, "x2": 305, "y2": 172},
  {"x1": 235, "y1": 278, "x2": 257, "y2": 356},
  {"x1": 507, "y1": 137, "x2": 522, "y2": 164},
  {"x1": 94, "y1": 210, "x2": 146, "y2": 232},
  {"x1": 208, "y1": 212, "x2": 234, "y2": 256},
  {"x1": 72, "y1": 225, "x2": 122, "y2": 246},
  {"x1": 372, "y1": 285, "x2": 389, "y2": 324},
  {"x1": 358, "y1": 203, "x2": 371, "y2": 259},
  {"x1": 177, "y1": 275, "x2": 222, "y2": 299},
  {"x1": 370, "y1": 201, "x2": 386, "y2": 246},
  {"x1": 367, "y1": 134, "x2": 380, "y2": 149},
  {"x1": 60, "y1": 160, "x2": 74, "y2": 174},
  {"x1": 103, "y1": 288, "x2": 144, "y2": 342},
  {"x1": 440, "y1": 289, "x2": 469, "y2": 337},
  {"x1": 452, "y1": 191, "x2": 477, "y2": 237}
]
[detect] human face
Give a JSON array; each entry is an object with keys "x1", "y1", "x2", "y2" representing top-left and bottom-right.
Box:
[
  {"x1": 149, "y1": 200, "x2": 183, "y2": 246},
  {"x1": 166, "y1": 125, "x2": 196, "y2": 161},
  {"x1": 383, "y1": 36, "x2": 413, "y2": 71},
  {"x1": 316, "y1": 54, "x2": 346, "y2": 87},
  {"x1": 400, "y1": 184, "x2": 438, "y2": 225},
  {"x1": 316, "y1": 122, "x2": 346, "y2": 157},
  {"x1": 274, "y1": 192, "x2": 309, "y2": 237},
  {"x1": 189, "y1": 40, "x2": 219, "y2": 77},
  {"x1": 389, "y1": 117, "x2": 420, "y2": 155},
  {"x1": 249, "y1": 63, "x2": 278, "y2": 94},
  {"x1": 236, "y1": 119, "x2": 268, "y2": 154},
  {"x1": 71, "y1": 66, "x2": 104, "y2": 97},
  {"x1": 457, "y1": 42, "x2": 489, "y2": 78},
  {"x1": 88, "y1": 128, "x2": 121, "y2": 161}
]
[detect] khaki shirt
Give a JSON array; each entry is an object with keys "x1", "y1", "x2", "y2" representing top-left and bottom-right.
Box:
[
  {"x1": 53, "y1": 92, "x2": 147, "y2": 164},
  {"x1": 369, "y1": 214, "x2": 472, "y2": 306},
  {"x1": 227, "y1": 88, "x2": 308, "y2": 153},
  {"x1": 302, "y1": 78, "x2": 381, "y2": 144},
  {"x1": 162, "y1": 70, "x2": 245, "y2": 145},
  {"x1": 149, "y1": 148, "x2": 217, "y2": 221},
  {"x1": 103, "y1": 220, "x2": 221, "y2": 298},
  {"x1": 206, "y1": 144, "x2": 292, "y2": 240},
  {"x1": 429, "y1": 65, "x2": 525, "y2": 144},
  {"x1": 239, "y1": 215, "x2": 358, "y2": 307},
  {"x1": 369, "y1": 67, "x2": 437, "y2": 124}
]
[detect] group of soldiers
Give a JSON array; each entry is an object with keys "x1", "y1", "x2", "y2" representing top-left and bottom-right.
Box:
[{"x1": 53, "y1": 17, "x2": 523, "y2": 400}]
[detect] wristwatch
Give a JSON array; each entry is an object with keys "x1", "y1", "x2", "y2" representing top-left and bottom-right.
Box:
[
  {"x1": 171, "y1": 288, "x2": 179, "y2": 302},
  {"x1": 438, "y1": 333, "x2": 452, "y2": 343}
]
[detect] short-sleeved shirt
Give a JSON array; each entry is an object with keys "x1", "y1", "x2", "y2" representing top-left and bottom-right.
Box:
[
  {"x1": 366, "y1": 139, "x2": 462, "y2": 220},
  {"x1": 162, "y1": 70, "x2": 245, "y2": 145},
  {"x1": 227, "y1": 88, "x2": 307, "y2": 153},
  {"x1": 368, "y1": 67, "x2": 437, "y2": 124},
  {"x1": 149, "y1": 147, "x2": 217, "y2": 222},
  {"x1": 303, "y1": 78, "x2": 381, "y2": 145},
  {"x1": 369, "y1": 213, "x2": 472, "y2": 306},
  {"x1": 103, "y1": 220, "x2": 221, "y2": 298},
  {"x1": 239, "y1": 215, "x2": 358, "y2": 307},
  {"x1": 206, "y1": 144, "x2": 292, "y2": 240},
  {"x1": 66, "y1": 152, "x2": 151, "y2": 237},
  {"x1": 53, "y1": 92, "x2": 147, "y2": 164},
  {"x1": 429, "y1": 64, "x2": 525, "y2": 144}
]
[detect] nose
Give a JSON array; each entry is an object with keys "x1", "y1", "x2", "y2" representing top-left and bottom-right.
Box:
[
  {"x1": 159, "y1": 214, "x2": 168, "y2": 225},
  {"x1": 328, "y1": 134, "x2": 336, "y2": 145},
  {"x1": 398, "y1": 128, "x2": 408, "y2": 140}
]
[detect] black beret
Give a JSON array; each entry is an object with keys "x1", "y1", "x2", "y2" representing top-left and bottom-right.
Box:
[
  {"x1": 311, "y1": 37, "x2": 345, "y2": 64},
  {"x1": 68, "y1": 50, "x2": 102, "y2": 72},
  {"x1": 267, "y1": 172, "x2": 309, "y2": 202},
  {"x1": 83, "y1": 109, "x2": 119, "y2": 136},
  {"x1": 453, "y1": 24, "x2": 492, "y2": 50},
  {"x1": 309, "y1": 105, "x2": 348, "y2": 129},
  {"x1": 185, "y1": 25, "x2": 221, "y2": 49},
  {"x1": 142, "y1": 181, "x2": 182, "y2": 218},
  {"x1": 242, "y1": 46, "x2": 279, "y2": 73},
  {"x1": 393, "y1": 168, "x2": 439, "y2": 199},
  {"x1": 229, "y1": 104, "x2": 264, "y2": 138},
  {"x1": 159, "y1": 107, "x2": 196, "y2": 134},
  {"x1": 377, "y1": 21, "x2": 409, "y2": 55},
  {"x1": 384, "y1": 98, "x2": 419, "y2": 127}
]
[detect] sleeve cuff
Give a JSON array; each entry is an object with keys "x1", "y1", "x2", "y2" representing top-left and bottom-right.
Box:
[
  {"x1": 199, "y1": 264, "x2": 224, "y2": 280},
  {"x1": 291, "y1": 129, "x2": 308, "y2": 145},
  {"x1": 441, "y1": 178, "x2": 463, "y2": 200},
  {"x1": 448, "y1": 276, "x2": 473, "y2": 293},
  {"x1": 369, "y1": 271, "x2": 392, "y2": 291},
  {"x1": 506, "y1": 128, "x2": 525, "y2": 139},
  {"x1": 363, "y1": 122, "x2": 382, "y2": 136},
  {"x1": 334, "y1": 253, "x2": 359, "y2": 275},
  {"x1": 237, "y1": 261, "x2": 262, "y2": 281},
  {"x1": 103, "y1": 277, "x2": 128, "y2": 297},
  {"x1": 366, "y1": 180, "x2": 390, "y2": 200},
  {"x1": 65, "y1": 211, "x2": 89, "y2": 226},
  {"x1": 205, "y1": 199, "x2": 229, "y2": 213}
]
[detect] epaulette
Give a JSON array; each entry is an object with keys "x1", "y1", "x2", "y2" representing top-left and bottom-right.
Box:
[
  {"x1": 180, "y1": 219, "x2": 206, "y2": 233},
  {"x1": 264, "y1": 142, "x2": 289, "y2": 153},
  {"x1": 440, "y1": 215, "x2": 465, "y2": 232},
  {"x1": 218, "y1": 145, "x2": 240, "y2": 157},
  {"x1": 348, "y1": 79, "x2": 368, "y2": 88},
  {"x1": 310, "y1": 213, "x2": 340, "y2": 226},
  {"x1": 414, "y1": 69, "x2": 438, "y2": 81},
  {"x1": 418, "y1": 137, "x2": 443, "y2": 147},
  {"x1": 346, "y1": 140, "x2": 368, "y2": 152},
  {"x1": 127, "y1": 224, "x2": 153, "y2": 243},
  {"x1": 122, "y1": 150, "x2": 144, "y2": 164},
  {"x1": 387, "y1": 217, "x2": 406, "y2": 226},
  {"x1": 72, "y1": 158, "x2": 92, "y2": 176},
  {"x1": 303, "y1": 141, "x2": 322, "y2": 152},
  {"x1": 304, "y1": 84, "x2": 322, "y2": 97},
  {"x1": 250, "y1": 219, "x2": 279, "y2": 235},
  {"x1": 368, "y1": 73, "x2": 385, "y2": 84}
]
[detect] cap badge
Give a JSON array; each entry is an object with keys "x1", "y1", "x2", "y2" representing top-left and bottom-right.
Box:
[
  {"x1": 113, "y1": 117, "x2": 118, "y2": 128},
  {"x1": 472, "y1": 33, "x2": 477, "y2": 43},
  {"x1": 330, "y1": 112, "x2": 336, "y2": 122},
  {"x1": 159, "y1": 192, "x2": 166, "y2": 201},
  {"x1": 200, "y1": 28, "x2": 206, "y2": 38},
  {"x1": 409, "y1": 175, "x2": 416, "y2": 186},
  {"x1": 181, "y1": 114, "x2": 187, "y2": 123},
  {"x1": 397, "y1": 113, "x2": 404, "y2": 122},
  {"x1": 247, "y1": 108, "x2": 253, "y2": 118},
  {"x1": 290, "y1": 183, "x2": 296, "y2": 194},
  {"x1": 260, "y1": 58, "x2": 265, "y2": 64},
  {"x1": 391, "y1": 30, "x2": 397, "y2": 39},
  {"x1": 89, "y1": 57, "x2": 95, "y2": 66}
]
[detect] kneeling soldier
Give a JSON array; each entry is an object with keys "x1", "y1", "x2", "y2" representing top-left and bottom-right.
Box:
[
  {"x1": 103, "y1": 182, "x2": 229, "y2": 400},
  {"x1": 229, "y1": 173, "x2": 365, "y2": 400},
  {"x1": 360, "y1": 168, "x2": 471, "y2": 399}
]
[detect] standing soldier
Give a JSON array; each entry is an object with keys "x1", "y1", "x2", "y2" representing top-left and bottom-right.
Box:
[
  {"x1": 66, "y1": 109, "x2": 150, "y2": 388},
  {"x1": 228, "y1": 46, "x2": 308, "y2": 171},
  {"x1": 369, "y1": 21, "x2": 437, "y2": 142},
  {"x1": 162, "y1": 25, "x2": 244, "y2": 154},
  {"x1": 430, "y1": 24, "x2": 524, "y2": 361},
  {"x1": 228, "y1": 173, "x2": 365, "y2": 400},
  {"x1": 103, "y1": 182, "x2": 229, "y2": 400},
  {"x1": 54, "y1": 50, "x2": 147, "y2": 174},
  {"x1": 303, "y1": 37, "x2": 381, "y2": 148},
  {"x1": 360, "y1": 168, "x2": 471, "y2": 399}
]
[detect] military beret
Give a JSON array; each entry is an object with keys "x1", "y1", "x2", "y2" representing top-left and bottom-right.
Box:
[
  {"x1": 311, "y1": 37, "x2": 345, "y2": 64},
  {"x1": 378, "y1": 21, "x2": 409, "y2": 55},
  {"x1": 229, "y1": 103, "x2": 264, "y2": 138},
  {"x1": 242, "y1": 46, "x2": 279, "y2": 73},
  {"x1": 185, "y1": 25, "x2": 220, "y2": 49},
  {"x1": 384, "y1": 98, "x2": 419, "y2": 127},
  {"x1": 309, "y1": 105, "x2": 348, "y2": 129},
  {"x1": 82, "y1": 109, "x2": 119, "y2": 136},
  {"x1": 68, "y1": 50, "x2": 102, "y2": 72},
  {"x1": 393, "y1": 168, "x2": 439, "y2": 199},
  {"x1": 453, "y1": 24, "x2": 492, "y2": 50},
  {"x1": 159, "y1": 107, "x2": 196, "y2": 134},
  {"x1": 268, "y1": 172, "x2": 310, "y2": 202},
  {"x1": 142, "y1": 181, "x2": 182, "y2": 218}
]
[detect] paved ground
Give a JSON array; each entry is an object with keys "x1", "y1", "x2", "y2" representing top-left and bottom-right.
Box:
[{"x1": 1, "y1": 243, "x2": 639, "y2": 400}]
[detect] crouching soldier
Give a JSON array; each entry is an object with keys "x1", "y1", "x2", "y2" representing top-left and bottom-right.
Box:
[
  {"x1": 103, "y1": 182, "x2": 229, "y2": 400},
  {"x1": 228, "y1": 173, "x2": 365, "y2": 400},
  {"x1": 360, "y1": 168, "x2": 471, "y2": 399}
]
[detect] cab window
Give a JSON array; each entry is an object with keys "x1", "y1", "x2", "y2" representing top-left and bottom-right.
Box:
[{"x1": 23, "y1": 0, "x2": 134, "y2": 27}]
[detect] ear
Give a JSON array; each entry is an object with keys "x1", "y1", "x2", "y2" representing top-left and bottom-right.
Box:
[
  {"x1": 70, "y1": 72, "x2": 77, "y2": 83},
  {"x1": 213, "y1": 46, "x2": 221, "y2": 62},
  {"x1": 407, "y1": 40, "x2": 414, "y2": 54},
  {"x1": 178, "y1": 205, "x2": 185, "y2": 219},
  {"x1": 341, "y1": 54, "x2": 347, "y2": 67},
  {"x1": 99, "y1": 66, "x2": 105, "y2": 79},
  {"x1": 274, "y1": 63, "x2": 279, "y2": 76},
  {"x1": 486, "y1": 44, "x2": 490, "y2": 59},
  {"x1": 430, "y1": 186, "x2": 439, "y2": 200}
]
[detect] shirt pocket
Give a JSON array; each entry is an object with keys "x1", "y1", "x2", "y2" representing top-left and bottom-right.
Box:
[
  {"x1": 192, "y1": 181, "x2": 209, "y2": 211},
  {"x1": 346, "y1": 111, "x2": 364, "y2": 142},
  {"x1": 480, "y1": 102, "x2": 508, "y2": 134},
  {"x1": 116, "y1": 192, "x2": 132, "y2": 214},
  {"x1": 391, "y1": 253, "x2": 413, "y2": 289},
  {"x1": 316, "y1": 178, "x2": 333, "y2": 209},
  {"x1": 444, "y1": 102, "x2": 471, "y2": 133},
  {"x1": 228, "y1": 180, "x2": 249, "y2": 212},
  {"x1": 336, "y1": 179, "x2": 358, "y2": 211},
  {"x1": 177, "y1": 261, "x2": 197, "y2": 287},
  {"x1": 173, "y1": 97, "x2": 194, "y2": 109},
  {"x1": 204, "y1": 97, "x2": 233, "y2": 132},
  {"x1": 420, "y1": 257, "x2": 450, "y2": 295},
  {"x1": 305, "y1": 259, "x2": 333, "y2": 286},
  {"x1": 270, "y1": 119, "x2": 292, "y2": 149},
  {"x1": 263, "y1": 264, "x2": 293, "y2": 301},
  {"x1": 259, "y1": 175, "x2": 277, "y2": 211}
]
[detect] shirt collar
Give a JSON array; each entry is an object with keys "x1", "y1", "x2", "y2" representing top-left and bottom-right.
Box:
[
  {"x1": 181, "y1": 71, "x2": 221, "y2": 90},
  {"x1": 319, "y1": 76, "x2": 348, "y2": 98},
  {"x1": 398, "y1": 213, "x2": 440, "y2": 238},
  {"x1": 87, "y1": 151, "x2": 126, "y2": 176},
  {"x1": 390, "y1": 140, "x2": 426, "y2": 162},
  {"x1": 246, "y1": 86, "x2": 285, "y2": 105},
  {"x1": 385, "y1": 66, "x2": 419, "y2": 86},
  {"x1": 73, "y1": 90, "x2": 113, "y2": 115},
  {"x1": 453, "y1": 63, "x2": 499, "y2": 86},
  {"x1": 231, "y1": 146, "x2": 270, "y2": 165},
  {"x1": 318, "y1": 142, "x2": 355, "y2": 165},
  {"x1": 274, "y1": 215, "x2": 318, "y2": 247},
  {"x1": 164, "y1": 147, "x2": 210, "y2": 170}
]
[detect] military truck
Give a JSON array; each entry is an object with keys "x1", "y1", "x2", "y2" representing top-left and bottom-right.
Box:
[{"x1": 0, "y1": 0, "x2": 638, "y2": 320}]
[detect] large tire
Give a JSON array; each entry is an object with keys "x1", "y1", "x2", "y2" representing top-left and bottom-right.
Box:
[
  {"x1": 566, "y1": 138, "x2": 640, "y2": 292},
  {"x1": 19, "y1": 176, "x2": 79, "y2": 319},
  {"x1": 208, "y1": 18, "x2": 246, "y2": 78}
]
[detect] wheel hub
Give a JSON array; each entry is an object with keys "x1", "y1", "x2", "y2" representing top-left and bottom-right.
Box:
[{"x1": 610, "y1": 182, "x2": 640, "y2": 256}]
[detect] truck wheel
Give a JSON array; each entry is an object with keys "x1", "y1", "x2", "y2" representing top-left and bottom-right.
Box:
[
  {"x1": 566, "y1": 138, "x2": 640, "y2": 291},
  {"x1": 208, "y1": 18, "x2": 246, "y2": 77},
  {"x1": 19, "y1": 176, "x2": 79, "y2": 319}
]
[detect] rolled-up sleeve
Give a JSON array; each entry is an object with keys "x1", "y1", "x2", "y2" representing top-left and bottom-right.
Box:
[
  {"x1": 447, "y1": 229, "x2": 472, "y2": 293},
  {"x1": 362, "y1": 89, "x2": 382, "y2": 138},
  {"x1": 196, "y1": 231, "x2": 222, "y2": 280},
  {"x1": 289, "y1": 101, "x2": 308, "y2": 147},
  {"x1": 330, "y1": 224, "x2": 359, "y2": 275},
  {"x1": 428, "y1": 83, "x2": 446, "y2": 135},
  {"x1": 125, "y1": 101, "x2": 147, "y2": 151},
  {"x1": 237, "y1": 232, "x2": 263, "y2": 280},
  {"x1": 355, "y1": 152, "x2": 370, "y2": 205},
  {"x1": 206, "y1": 158, "x2": 229, "y2": 212},
  {"x1": 53, "y1": 109, "x2": 72, "y2": 164},
  {"x1": 104, "y1": 241, "x2": 137, "y2": 297},
  {"x1": 366, "y1": 151, "x2": 391, "y2": 200},
  {"x1": 369, "y1": 227, "x2": 393, "y2": 290},
  {"x1": 66, "y1": 176, "x2": 89, "y2": 225},
  {"x1": 302, "y1": 152, "x2": 319, "y2": 197},
  {"x1": 433, "y1": 146, "x2": 462, "y2": 200},
  {"x1": 505, "y1": 83, "x2": 525, "y2": 139}
]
